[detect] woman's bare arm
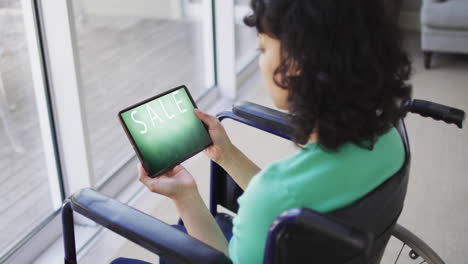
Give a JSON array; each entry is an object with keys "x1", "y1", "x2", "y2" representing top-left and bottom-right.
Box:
[
  {"x1": 139, "y1": 164, "x2": 229, "y2": 255},
  {"x1": 175, "y1": 192, "x2": 229, "y2": 255},
  {"x1": 195, "y1": 109, "x2": 260, "y2": 190},
  {"x1": 216, "y1": 144, "x2": 260, "y2": 190}
]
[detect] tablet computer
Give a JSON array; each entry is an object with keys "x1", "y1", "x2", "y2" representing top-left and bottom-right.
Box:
[{"x1": 118, "y1": 85, "x2": 212, "y2": 178}]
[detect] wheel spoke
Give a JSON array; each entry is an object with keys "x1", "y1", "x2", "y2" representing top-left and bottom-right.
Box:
[{"x1": 394, "y1": 243, "x2": 406, "y2": 264}]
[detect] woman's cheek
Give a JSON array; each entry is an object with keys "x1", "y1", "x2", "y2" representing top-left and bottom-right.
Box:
[{"x1": 258, "y1": 54, "x2": 266, "y2": 76}]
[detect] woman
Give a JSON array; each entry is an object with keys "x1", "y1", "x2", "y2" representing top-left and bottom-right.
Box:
[{"x1": 120, "y1": 0, "x2": 412, "y2": 263}]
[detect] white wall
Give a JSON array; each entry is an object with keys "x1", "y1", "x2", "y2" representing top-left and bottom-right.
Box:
[{"x1": 79, "y1": 0, "x2": 183, "y2": 19}]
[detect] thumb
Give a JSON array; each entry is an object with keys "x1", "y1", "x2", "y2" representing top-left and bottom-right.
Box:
[
  {"x1": 169, "y1": 165, "x2": 185, "y2": 175},
  {"x1": 194, "y1": 109, "x2": 218, "y2": 128}
]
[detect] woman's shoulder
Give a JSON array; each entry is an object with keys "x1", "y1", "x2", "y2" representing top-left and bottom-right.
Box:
[{"x1": 259, "y1": 126, "x2": 404, "y2": 184}]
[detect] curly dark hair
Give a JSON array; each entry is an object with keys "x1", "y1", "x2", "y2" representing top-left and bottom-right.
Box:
[{"x1": 244, "y1": 0, "x2": 412, "y2": 151}]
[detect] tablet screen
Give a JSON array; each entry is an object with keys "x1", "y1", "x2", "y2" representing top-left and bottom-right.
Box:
[{"x1": 119, "y1": 86, "x2": 212, "y2": 177}]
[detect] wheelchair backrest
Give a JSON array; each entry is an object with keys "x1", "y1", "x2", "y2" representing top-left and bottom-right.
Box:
[
  {"x1": 264, "y1": 120, "x2": 411, "y2": 264},
  {"x1": 210, "y1": 116, "x2": 410, "y2": 264}
]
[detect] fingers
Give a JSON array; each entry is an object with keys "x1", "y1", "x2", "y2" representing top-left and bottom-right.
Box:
[
  {"x1": 138, "y1": 163, "x2": 147, "y2": 179},
  {"x1": 137, "y1": 163, "x2": 152, "y2": 186},
  {"x1": 171, "y1": 165, "x2": 184, "y2": 174},
  {"x1": 138, "y1": 163, "x2": 183, "y2": 182},
  {"x1": 194, "y1": 109, "x2": 219, "y2": 128}
]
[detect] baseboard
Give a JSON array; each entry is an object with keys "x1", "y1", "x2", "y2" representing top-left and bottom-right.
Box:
[{"x1": 399, "y1": 11, "x2": 421, "y2": 32}]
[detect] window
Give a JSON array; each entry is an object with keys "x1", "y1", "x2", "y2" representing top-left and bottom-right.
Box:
[
  {"x1": 0, "y1": 0, "x2": 60, "y2": 257},
  {"x1": 1, "y1": 0, "x2": 245, "y2": 261},
  {"x1": 70, "y1": 0, "x2": 216, "y2": 185},
  {"x1": 234, "y1": 0, "x2": 258, "y2": 72}
]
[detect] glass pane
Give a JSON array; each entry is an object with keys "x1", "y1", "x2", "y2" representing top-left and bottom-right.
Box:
[
  {"x1": 235, "y1": 0, "x2": 258, "y2": 72},
  {"x1": 0, "y1": 0, "x2": 54, "y2": 255},
  {"x1": 71, "y1": 0, "x2": 215, "y2": 185}
]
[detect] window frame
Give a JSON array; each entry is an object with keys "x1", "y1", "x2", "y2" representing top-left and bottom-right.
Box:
[{"x1": 0, "y1": 0, "x2": 64, "y2": 261}]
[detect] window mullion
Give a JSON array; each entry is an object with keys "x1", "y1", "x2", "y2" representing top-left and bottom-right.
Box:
[
  {"x1": 214, "y1": 0, "x2": 237, "y2": 100},
  {"x1": 39, "y1": 0, "x2": 94, "y2": 195},
  {"x1": 21, "y1": 0, "x2": 62, "y2": 209}
]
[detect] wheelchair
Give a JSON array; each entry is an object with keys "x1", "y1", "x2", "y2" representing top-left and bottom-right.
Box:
[{"x1": 62, "y1": 99, "x2": 465, "y2": 264}]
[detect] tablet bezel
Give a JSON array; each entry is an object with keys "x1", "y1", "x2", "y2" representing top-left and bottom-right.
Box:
[{"x1": 118, "y1": 85, "x2": 212, "y2": 178}]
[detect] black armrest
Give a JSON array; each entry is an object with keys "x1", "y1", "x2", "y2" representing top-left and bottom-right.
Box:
[
  {"x1": 216, "y1": 101, "x2": 293, "y2": 141},
  {"x1": 232, "y1": 101, "x2": 292, "y2": 137},
  {"x1": 62, "y1": 188, "x2": 231, "y2": 264}
]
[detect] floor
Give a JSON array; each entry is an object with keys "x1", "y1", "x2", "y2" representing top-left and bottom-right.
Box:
[{"x1": 80, "y1": 33, "x2": 468, "y2": 264}]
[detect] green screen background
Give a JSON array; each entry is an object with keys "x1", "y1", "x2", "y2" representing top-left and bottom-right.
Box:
[{"x1": 121, "y1": 88, "x2": 211, "y2": 176}]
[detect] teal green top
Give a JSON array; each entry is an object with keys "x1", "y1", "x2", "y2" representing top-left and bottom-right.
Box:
[{"x1": 228, "y1": 127, "x2": 405, "y2": 264}]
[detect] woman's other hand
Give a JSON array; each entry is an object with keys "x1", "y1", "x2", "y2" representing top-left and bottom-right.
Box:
[
  {"x1": 194, "y1": 109, "x2": 234, "y2": 165},
  {"x1": 138, "y1": 163, "x2": 198, "y2": 202}
]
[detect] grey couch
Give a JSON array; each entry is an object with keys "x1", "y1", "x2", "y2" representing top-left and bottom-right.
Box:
[{"x1": 421, "y1": 0, "x2": 468, "y2": 69}]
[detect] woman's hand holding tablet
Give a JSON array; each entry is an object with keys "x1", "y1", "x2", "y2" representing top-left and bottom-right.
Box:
[
  {"x1": 137, "y1": 163, "x2": 198, "y2": 202},
  {"x1": 121, "y1": 85, "x2": 258, "y2": 191},
  {"x1": 193, "y1": 109, "x2": 234, "y2": 165}
]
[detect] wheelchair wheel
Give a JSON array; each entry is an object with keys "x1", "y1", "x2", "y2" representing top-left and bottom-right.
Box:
[{"x1": 390, "y1": 224, "x2": 445, "y2": 264}]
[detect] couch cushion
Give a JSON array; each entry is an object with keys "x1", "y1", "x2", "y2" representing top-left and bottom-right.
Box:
[{"x1": 421, "y1": 0, "x2": 468, "y2": 30}]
